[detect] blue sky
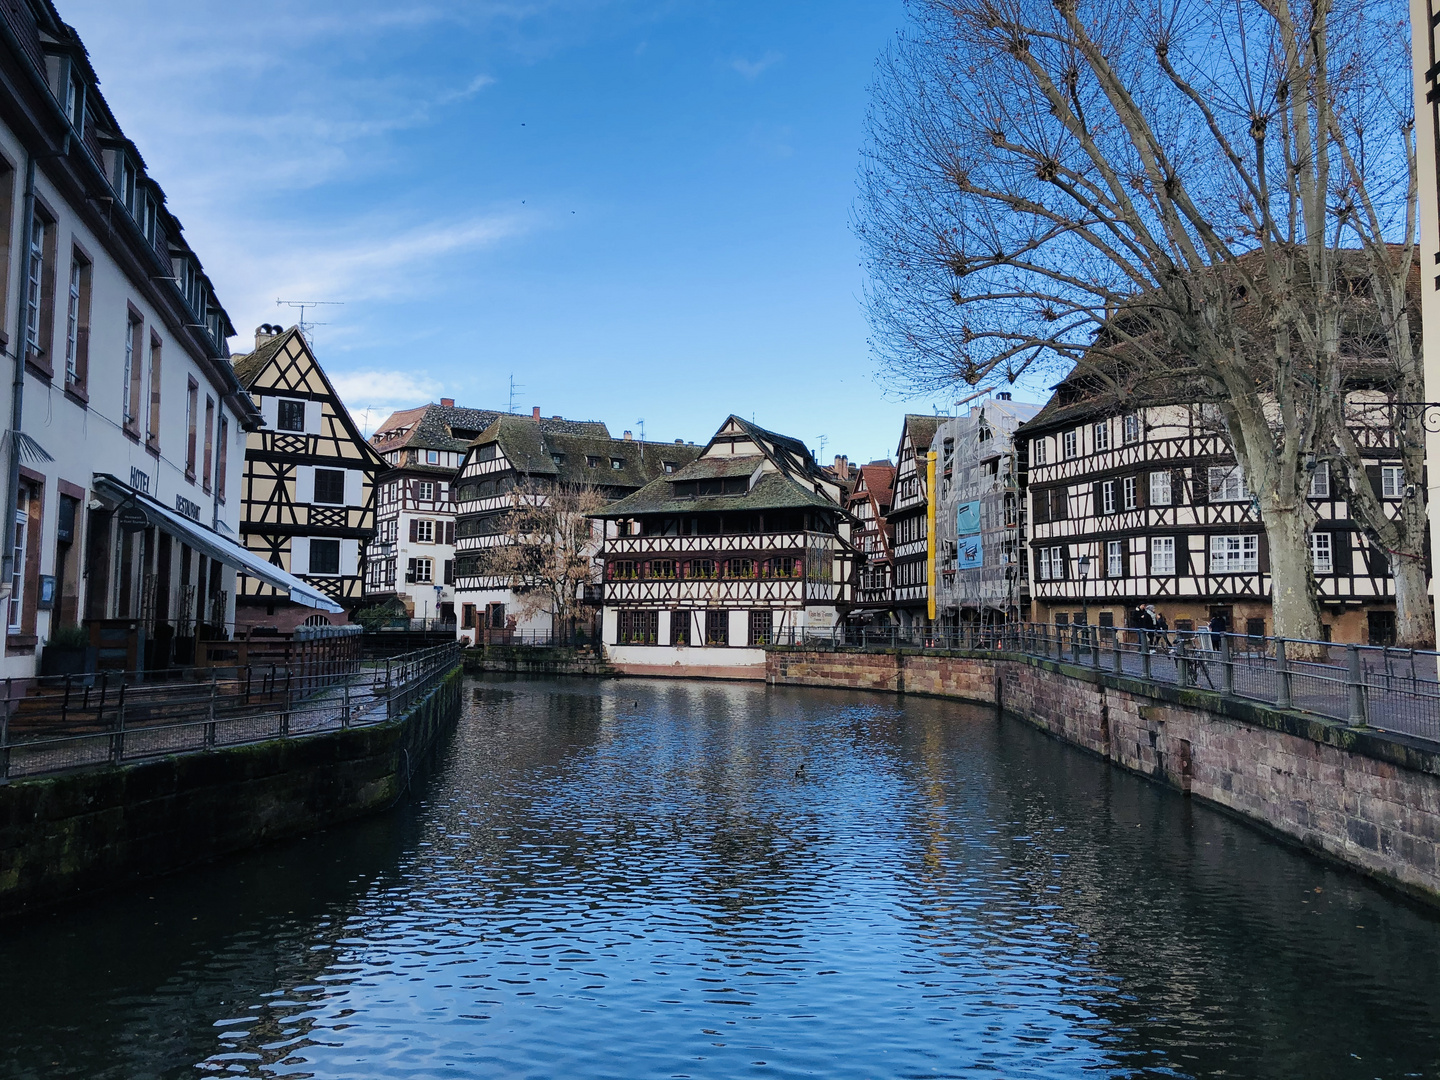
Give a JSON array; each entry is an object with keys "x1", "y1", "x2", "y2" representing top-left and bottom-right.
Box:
[{"x1": 61, "y1": 0, "x2": 1034, "y2": 463}]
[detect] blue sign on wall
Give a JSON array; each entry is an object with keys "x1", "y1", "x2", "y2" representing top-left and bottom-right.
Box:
[
  {"x1": 957, "y1": 535, "x2": 983, "y2": 569},
  {"x1": 956, "y1": 500, "x2": 981, "y2": 535}
]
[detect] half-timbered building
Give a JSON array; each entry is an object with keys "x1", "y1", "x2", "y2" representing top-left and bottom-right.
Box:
[
  {"x1": 886, "y1": 415, "x2": 943, "y2": 629},
  {"x1": 230, "y1": 325, "x2": 385, "y2": 631},
  {"x1": 452, "y1": 415, "x2": 698, "y2": 640},
  {"x1": 847, "y1": 460, "x2": 895, "y2": 624},
  {"x1": 932, "y1": 394, "x2": 1039, "y2": 625},
  {"x1": 1020, "y1": 376, "x2": 1408, "y2": 645},
  {"x1": 367, "y1": 402, "x2": 610, "y2": 624},
  {"x1": 592, "y1": 416, "x2": 853, "y2": 679}
]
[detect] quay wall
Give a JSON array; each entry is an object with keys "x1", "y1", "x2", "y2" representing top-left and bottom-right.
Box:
[
  {"x1": 465, "y1": 646, "x2": 617, "y2": 678},
  {"x1": 768, "y1": 648, "x2": 1440, "y2": 905},
  {"x1": 0, "y1": 666, "x2": 463, "y2": 919}
]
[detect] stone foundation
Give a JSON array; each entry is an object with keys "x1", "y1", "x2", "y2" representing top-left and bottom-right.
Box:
[{"x1": 768, "y1": 648, "x2": 1440, "y2": 905}]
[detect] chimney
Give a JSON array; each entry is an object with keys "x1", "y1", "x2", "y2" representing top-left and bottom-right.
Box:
[
  {"x1": 996, "y1": 391, "x2": 1012, "y2": 401},
  {"x1": 553, "y1": 415, "x2": 562, "y2": 420},
  {"x1": 254, "y1": 324, "x2": 280, "y2": 351},
  {"x1": 675, "y1": 438, "x2": 683, "y2": 444},
  {"x1": 532, "y1": 406, "x2": 541, "y2": 421},
  {"x1": 440, "y1": 397, "x2": 454, "y2": 407},
  {"x1": 623, "y1": 430, "x2": 633, "y2": 441},
  {"x1": 834, "y1": 454, "x2": 848, "y2": 475}
]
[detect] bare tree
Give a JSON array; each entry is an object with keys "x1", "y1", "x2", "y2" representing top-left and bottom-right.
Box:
[
  {"x1": 858, "y1": 0, "x2": 1425, "y2": 644},
  {"x1": 473, "y1": 480, "x2": 607, "y2": 639}
]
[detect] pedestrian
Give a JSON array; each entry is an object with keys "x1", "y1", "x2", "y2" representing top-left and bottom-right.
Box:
[
  {"x1": 1208, "y1": 611, "x2": 1227, "y2": 652},
  {"x1": 1149, "y1": 606, "x2": 1171, "y2": 651}
]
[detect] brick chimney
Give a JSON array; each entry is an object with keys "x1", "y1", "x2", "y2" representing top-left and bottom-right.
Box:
[
  {"x1": 440, "y1": 397, "x2": 454, "y2": 407},
  {"x1": 834, "y1": 454, "x2": 849, "y2": 475},
  {"x1": 254, "y1": 324, "x2": 281, "y2": 351},
  {"x1": 623, "y1": 430, "x2": 633, "y2": 441},
  {"x1": 532, "y1": 406, "x2": 541, "y2": 421}
]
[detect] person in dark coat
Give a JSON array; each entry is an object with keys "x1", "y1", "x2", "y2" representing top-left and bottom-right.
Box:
[{"x1": 1208, "y1": 611, "x2": 1228, "y2": 652}]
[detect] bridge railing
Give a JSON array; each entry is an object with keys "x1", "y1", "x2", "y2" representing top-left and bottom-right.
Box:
[
  {"x1": 771, "y1": 624, "x2": 1440, "y2": 745},
  {"x1": 0, "y1": 642, "x2": 463, "y2": 782}
]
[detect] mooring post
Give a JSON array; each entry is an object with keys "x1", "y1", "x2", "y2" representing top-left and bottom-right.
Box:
[
  {"x1": 1275, "y1": 638, "x2": 1292, "y2": 709},
  {"x1": 1347, "y1": 644, "x2": 1366, "y2": 726},
  {"x1": 1140, "y1": 629, "x2": 1152, "y2": 681},
  {"x1": 113, "y1": 682, "x2": 127, "y2": 766},
  {"x1": 1221, "y1": 632, "x2": 1234, "y2": 696}
]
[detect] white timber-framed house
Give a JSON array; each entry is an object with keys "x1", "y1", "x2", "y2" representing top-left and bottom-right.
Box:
[{"x1": 592, "y1": 416, "x2": 854, "y2": 679}]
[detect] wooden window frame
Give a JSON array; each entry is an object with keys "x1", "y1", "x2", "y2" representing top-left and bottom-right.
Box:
[
  {"x1": 145, "y1": 331, "x2": 162, "y2": 451},
  {"x1": 63, "y1": 242, "x2": 92, "y2": 400},
  {"x1": 216, "y1": 414, "x2": 228, "y2": 502},
  {"x1": 122, "y1": 304, "x2": 144, "y2": 437},
  {"x1": 24, "y1": 197, "x2": 58, "y2": 378},
  {"x1": 202, "y1": 396, "x2": 215, "y2": 491},
  {"x1": 184, "y1": 377, "x2": 198, "y2": 480}
]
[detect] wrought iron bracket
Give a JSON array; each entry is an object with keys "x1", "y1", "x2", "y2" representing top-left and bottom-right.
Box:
[{"x1": 1389, "y1": 402, "x2": 1440, "y2": 433}]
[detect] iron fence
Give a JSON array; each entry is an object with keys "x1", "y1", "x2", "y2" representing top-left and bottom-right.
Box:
[
  {"x1": 0, "y1": 642, "x2": 462, "y2": 781},
  {"x1": 773, "y1": 624, "x2": 1440, "y2": 745}
]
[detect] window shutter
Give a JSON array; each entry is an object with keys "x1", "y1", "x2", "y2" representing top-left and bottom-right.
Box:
[
  {"x1": 1365, "y1": 465, "x2": 1383, "y2": 499},
  {"x1": 1054, "y1": 488, "x2": 1069, "y2": 520},
  {"x1": 1172, "y1": 468, "x2": 1187, "y2": 505},
  {"x1": 1092, "y1": 482, "x2": 1103, "y2": 517},
  {"x1": 409, "y1": 518, "x2": 418, "y2": 542},
  {"x1": 444, "y1": 559, "x2": 454, "y2": 585},
  {"x1": 1257, "y1": 534, "x2": 1270, "y2": 574},
  {"x1": 1191, "y1": 466, "x2": 1208, "y2": 505},
  {"x1": 1332, "y1": 532, "x2": 1353, "y2": 577},
  {"x1": 1033, "y1": 489, "x2": 1049, "y2": 525},
  {"x1": 445, "y1": 521, "x2": 454, "y2": 545},
  {"x1": 1135, "y1": 474, "x2": 1147, "y2": 509},
  {"x1": 1175, "y1": 534, "x2": 1190, "y2": 576},
  {"x1": 1033, "y1": 548, "x2": 1044, "y2": 581},
  {"x1": 1366, "y1": 540, "x2": 1390, "y2": 578},
  {"x1": 406, "y1": 557, "x2": 417, "y2": 584},
  {"x1": 1122, "y1": 545, "x2": 1131, "y2": 578}
]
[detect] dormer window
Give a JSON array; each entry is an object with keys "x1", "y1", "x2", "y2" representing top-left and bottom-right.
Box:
[
  {"x1": 663, "y1": 461, "x2": 677, "y2": 473},
  {"x1": 587, "y1": 456, "x2": 601, "y2": 468},
  {"x1": 552, "y1": 453, "x2": 565, "y2": 465},
  {"x1": 426, "y1": 450, "x2": 439, "y2": 464},
  {"x1": 611, "y1": 458, "x2": 623, "y2": 470},
  {"x1": 116, "y1": 155, "x2": 137, "y2": 217},
  {"x1": 64, "y1": 71, "x2": 84, "y2": 130}
]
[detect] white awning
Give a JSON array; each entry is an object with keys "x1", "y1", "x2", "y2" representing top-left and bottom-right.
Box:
[{"x1": 92, "y1": 474, "x2": 344, "y2": 613}]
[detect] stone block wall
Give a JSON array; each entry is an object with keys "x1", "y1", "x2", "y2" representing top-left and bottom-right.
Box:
[
  {"x1": 0, "y1": 666, "x2": 462, "y2": 918},
  {"x1": 767, "y1": 648, "x2": 1440, "y2": 905}
]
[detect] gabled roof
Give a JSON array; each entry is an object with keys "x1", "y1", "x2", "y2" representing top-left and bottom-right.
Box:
[
  {"x1": 371, "y1": 403, "x2": 609, "y2": 454},
  {"x1": 900, "y1": 414, "x2": 944, "y2": 455},
  {"x1": 229, "y1": 326, "x2": 385, "y2": 469},
  {"x1": 850, "y1": 462, "x2": 896, "y2": 509},
  {"x1": 468, "y1": 414, "x2": 701, "y2": 490},
  {"x1": 595, "y1": 470, "x2": 838, "y2": 518}
]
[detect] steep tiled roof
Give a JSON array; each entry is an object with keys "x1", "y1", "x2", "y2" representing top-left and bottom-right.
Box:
[
  {"x1": 471, "y1": 415, "x2": 701, "y2": 491},
  {"x1": 230, "y1": 333, "x2": 292, "y2": 388},
  {"x1": 371, "y1": 404, "x2": 610, "y2": 454},
  {"x1": 595, "y1": 470, "x2": 837, "y2": 518},
  {"x1": 852, "y1": 462, "x2": 896, "y2": 510},
  {"x1": 902, "y1": 414, "x2": 944, "y2": 454}
]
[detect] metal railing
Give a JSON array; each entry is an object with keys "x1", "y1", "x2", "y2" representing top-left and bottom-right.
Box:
[
  {"x1": 0, "y1": 642, "x2": 462, "y2": 782},
  {"x1": 772, "y1": 624, "x2": 1440, "y2": 745}
]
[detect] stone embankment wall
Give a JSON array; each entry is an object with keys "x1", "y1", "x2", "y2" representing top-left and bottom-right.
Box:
[
  {"x1": 465, "y1": 646, "x2": 616, "y2": 678},
  {"x1": 0, "y1": 667, "x2": 463, "y2": 919},
  {"x1": 769, "y1": 649, "x2": 1440, "y2": 906}
]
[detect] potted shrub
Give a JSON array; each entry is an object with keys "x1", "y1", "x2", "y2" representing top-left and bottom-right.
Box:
[{"x1": 40, "y1": 624, "x2": 97, "y2": 678}]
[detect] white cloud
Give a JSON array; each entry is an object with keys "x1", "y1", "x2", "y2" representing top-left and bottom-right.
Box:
[
  {"x1": 730, "y1": 51, "x2": 783, "y2": 80},
  {"x1": 330, "y1": 371, "x2": 445, "y2": 435}
]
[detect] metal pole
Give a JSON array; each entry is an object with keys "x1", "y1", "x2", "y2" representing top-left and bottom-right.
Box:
[
  {"x1": 1275, "y1": 638, "x2": 1292, "y2": 709},
  {"x1": 1221, "y1": 632, "x2": 1234, "y2": 696},
  {"x1": 1112, "y1": 628, "x2": 1123, "y2": 674},
  {"x1": 113, "y1": 682, "x2": 127, "y2": 765},
  {"x1": 1347, "y1": 644, "x2": 1366, "y2": 725},
  {"x1": 1141, "y1": 629, "x2": 1152, "y2": 681},
  {"x1": 206, "y1": 669, "x2": 218, "y2": 749},
  {"x1": 1176, "y1": 638, "x2": 1190, "y2": 688}
]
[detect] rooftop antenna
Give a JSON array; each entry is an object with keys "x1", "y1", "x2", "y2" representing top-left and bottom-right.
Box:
[
  {"x1": 508, "y1": 374, "x2": 524, "y2": 415},
  {"x1": 276, "y1": 298, "x2": 343, "y2": 345},
  {"x1": 636, "y1": 418, "x2": 645, "y2": 461}
]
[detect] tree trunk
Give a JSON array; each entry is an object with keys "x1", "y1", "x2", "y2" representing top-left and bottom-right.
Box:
[
  {"x1": 1259, "y1": 501, "x2": 1326, "y2": 646},
  {"x1": 1392, "y1": 552, "x2": 1433, "y2": 649}
]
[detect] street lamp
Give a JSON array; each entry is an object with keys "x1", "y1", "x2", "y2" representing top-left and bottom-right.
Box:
[{"x1": 1076, "y1": 553, "x2": 1091, "y2": 633}]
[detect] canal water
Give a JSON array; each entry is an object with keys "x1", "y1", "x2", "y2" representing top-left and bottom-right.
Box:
[{"x1": 2, "y1": 676, "x2": 1439, "y2": 1080}]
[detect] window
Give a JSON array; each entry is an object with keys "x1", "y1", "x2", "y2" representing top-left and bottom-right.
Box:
[
  {"x1": 145, "y1": 334, "x2": 161, "y2": 448},
  {"x1": 1208, "y1": 465, "x2": 1249, "y2": 502},
  {"x1": 1063, "y1": 430, "x2": 1077, "y2": 458},
  {"x1": 766, "y1": 556, "x2": 799, "y2": 578},
  {"x1": 686, "y1": 559, "x2": 716, "y2": 580},
  {"x1": 276, "y1": 399, "x2": 305, "y2": 432},
  {"x1": 610, "y1": 560, "x2": 638, "y2": 580},
  {"x1": 426, "y1": 450, "x2": 439, "y2": 464},
  {"x1": 587, "y1": 456, "x2": 602, "y2": 468},
  {"x1": 1093, "y1": 420, "x2": 1109, "y2": 451},
  {"x1": 310, "y1": 539, "x2": 341, "y2": 576},
  {"x1": 725, "y1": 558, "x2": 754, "y2": 579},
  {"x1": 663, "y1": 461, "x2": 677, "y2": 474},
  {"x1": 1150, "y1": 470, "x2": 1172, "y2": 506},
  {"x1": 749, "y1": 610, "x2": 774, "y2": 646},
  {"x1": 670, "y1": 610, "x2": 690, "y2": 646},
  {"x1": 462, "y1": 604, "x2": 477, "y2": 629},
  {"x1": 202, "y1": 396, "x2": 215, "y2": 491},
  {"x1": 314, "y1": 468, "x2": 346, "y2": 505},
  {"x1": 417, "y1": 481, "x2": 435, "y2": 501},
  {"x1": 411, "y1": 556, "x2": 433, "y2": 583},
  {"x1": 1309, "y1": 461, "x2": 1331, "y2": 498},
  {"x1": 1209, "y1": 534, "x2": 1259, "y2": 574},
  {"x1": 185, "y1": 379, "x2": 198, "y2": 479},
  {"x1": 8, "y1": 490, "x2": 26, "y2": 629},
  {"x1": 415, "y1": 519, "x2": 435, "y2": 543},
  {"x1": 1122, "y1": 475, "x2": 1137, "y2": 510},
  {"x1": 650, "y1": 560, "x2": 676, "y2": 580},
  {"x1": 1107, "y1": 540, "x2": 1124, "y2": 578},
  {"x1": 1101, "y1": 480, "x2": 1115, "y2": 515},
  {"x1": 24, "y1": 209, "x2": 55, "y2": 364},
  {"x1": 1038, "y1": 546, "x2": 1064, "y2": 580},
  {"x1": 217, "y1": 416, "x2": 228, "y2": 501},
  {"x1": 552, "y1": 453, "x2": 565, "y2": 466},
  {"x1": 1151, "y1": 536, "x2": 1176, "y2": 575},
  {"x1": 1004, "y1": 492, "x2": 1017, "y2": 527},
  {"x1": 1382, "y1": 466, "x2": 1405, "y2": 499},
  {"x1": 1033, "y1": 438, "x2": 1047, "y2": 465},
  {"x1": 64, "y1": 252, "x2": 91, "y2": 389},
  {"x1": 123, "y1": 310, "x2": 143, "y2": 432},
  {"x1": 1311, "y1": 532, "x2": 1333, "y2": 574},
  {"x1": 1123, "y1": 413, "x2": 1141, "y2": 444},
  {"x1": 705, "y1": 610, "x2": 728, "y2": 646},
  {"x1": 617, "y1": 610, "x2": 659, "y2": 645},
  {"x1": 611, "y1": 458, "x2": 624, "y2": 470}
]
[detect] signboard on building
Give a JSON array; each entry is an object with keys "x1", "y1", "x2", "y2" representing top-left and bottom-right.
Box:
[
  {"x1": 957, "y1": 535, "x2": 983, "y2": 569},
  {"x1": 956, "y1": 500, "x2": 981, "y2": 535}
]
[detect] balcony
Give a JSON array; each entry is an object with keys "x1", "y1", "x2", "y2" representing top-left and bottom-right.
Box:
[{"x1": 603, "y1": 531, "x2": 835, "y2": 556}]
